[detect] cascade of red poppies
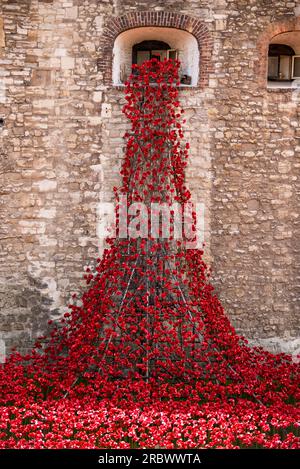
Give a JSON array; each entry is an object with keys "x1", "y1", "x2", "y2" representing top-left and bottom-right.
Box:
[{"x1": 0, "y1": 59, "x2": 299, "y2": 415}]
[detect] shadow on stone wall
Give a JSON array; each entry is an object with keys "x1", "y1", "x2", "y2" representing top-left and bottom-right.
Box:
[{"x1": 0, "y1": 275, "x2": 54, "y2": 360}]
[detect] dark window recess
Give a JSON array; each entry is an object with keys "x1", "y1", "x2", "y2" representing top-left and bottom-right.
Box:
[
  {"x1": 268, "y1": 44, "x2": 295, "y2": 81},
  {"x1": 132, "y1": 40, "x2": 171, "y2": 66},
  {"x1": 0, "y1": 118, "x2": 4, "y2": 127}
]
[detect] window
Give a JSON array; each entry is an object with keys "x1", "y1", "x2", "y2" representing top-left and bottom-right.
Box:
[
  {"x1": 130, "y1": 40, "x2": 181, "y2": 79},
  {"x1": 268, "y1": 44, "x2": 294, "y2": 81},
  {"x1": 132, "y1": 40, "x2": 172, "y2": 65},
  {"x1": 292, "y1": 55, "x2": 300, "y2": 78},
  {"x1": 267, "y1": 31, "x2": 300, "y2": 88},
  {"x1": 112, "y1": 27, "x2": 199, "y2": 86}
]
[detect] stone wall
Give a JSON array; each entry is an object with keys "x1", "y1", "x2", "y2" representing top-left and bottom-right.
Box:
[{"x1": 0, "y1": 0, "x2": 299, "y2": 359}]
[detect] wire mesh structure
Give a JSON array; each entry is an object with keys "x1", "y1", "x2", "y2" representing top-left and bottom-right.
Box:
[{"x1": 50, "y1": 60, "x2": 263, "y2": 401}]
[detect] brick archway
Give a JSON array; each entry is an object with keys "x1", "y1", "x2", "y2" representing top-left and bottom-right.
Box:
[
  {"x1": 97, "y1": 11, "x2": 213, "y2": 88},
  {"x1": 257, "y1": 16, "x2": 300, "y2": 88}
]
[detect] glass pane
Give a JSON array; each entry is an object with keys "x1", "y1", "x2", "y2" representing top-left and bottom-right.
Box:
[
  {"x1": 160, "y1": 50, "x2": 168, "y2": 61},
  {"x1": 137, "y1": 50, "x2": 150, "y2": 65},
  {"x1": 168, "y1": 50, "x2": 178, "y2": 60},
  {"x1": 293, "y1": 57, "x2": 300, "y2": 77},
  {"x1": 279, "y1": 56, "x2": 291, "y2": 79},
  {"x1": 268, "y1": 56, "x2": 278, "y2": 79},
  {"x1": 151, "y1": 50, "x2": 167, "y2": 61}
]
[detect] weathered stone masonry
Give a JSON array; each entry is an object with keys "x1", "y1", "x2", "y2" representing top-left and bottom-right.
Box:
[{"x1": 0, "y1": 0, "x2": 300, "y2": 360}]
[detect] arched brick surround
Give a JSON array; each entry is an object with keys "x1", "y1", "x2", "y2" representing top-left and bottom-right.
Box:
[
  {"x1": 97, "y1": 11, "x2": 213, "y2": 88},
  {"x1": 257, "y1": 16, "x2": 300, "y2": 87}
]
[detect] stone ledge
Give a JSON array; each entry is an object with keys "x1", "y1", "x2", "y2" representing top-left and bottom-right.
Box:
[{"x1": 247, "y1": 337, "x2": 300, "y2": 359}]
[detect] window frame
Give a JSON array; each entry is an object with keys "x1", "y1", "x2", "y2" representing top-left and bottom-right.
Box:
[
  {"x1": 267, "y1": 43, "x2": 295, "y2": 81},
  {"x1": 292, "y1": 55, "x2": 300, "y2": 79},
  {"x1": 167, "y1": 49, "x2": 178, "y2": 61},
  {"x1": 132, "y1": 40, "x2": 171, "y2": 65}
]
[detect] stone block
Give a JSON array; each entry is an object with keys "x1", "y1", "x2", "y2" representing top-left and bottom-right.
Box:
[
  {"x1": 0, "y1": 19, "x2": 5, "y2": 48},
  {"x1": 89, "y1": 116, "x2": 102, "y2": 126},
  {"x1": 215, "y1": 19, "x2": 227, "y2": 31},
  {"x1": 92, "y1": 91, "x2": 103, "y2": 103},
  {"x1": 61, "y1": 56, "x2": 75, "y2": 70},
  {"x1": 30, "y1": 69, "x2": 52, "y2": 86},
  {"x1": 38, "y1": 208, "x2": 56, "y2": 218},
  {"x1": 0, "y1": 340, "x2": 5, "y2": 363},
  {"x1": 33, "y1": 180, "x2": 57, "y2": 192},
  {"x1": 65, "y1": 7, "x2": 78, "y2": 20}
]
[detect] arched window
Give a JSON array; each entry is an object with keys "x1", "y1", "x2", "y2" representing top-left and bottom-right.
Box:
[
  {"x1": 267, "y1": 31, "x2": 300, "y2": 88},
  {"x1": 112, "y1": 27, "x2": 199, "y2": 86},
  {"x1": 268, "y1": 44, "x2": 295, "y2": 81}
]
